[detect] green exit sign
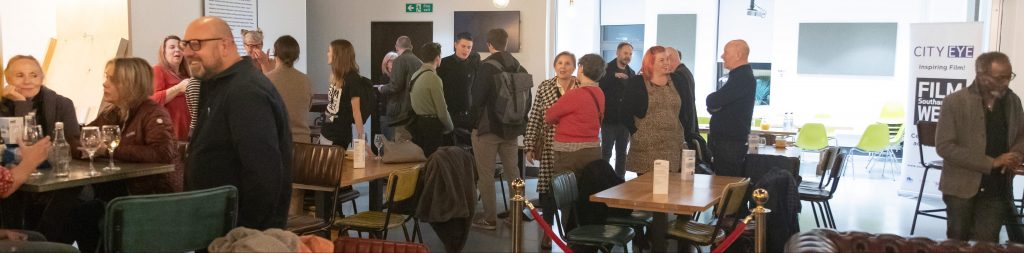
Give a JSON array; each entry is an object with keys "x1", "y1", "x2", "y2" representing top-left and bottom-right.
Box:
[{"x1": 405, "y1": 3, "x2": 433, "y2": 13}]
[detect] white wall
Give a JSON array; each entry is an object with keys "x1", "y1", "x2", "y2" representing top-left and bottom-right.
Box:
[
  {"x1": 129, "y1": 0, "x2": 202, "y2": 66},
  {"x1": 1004, "y1": 0, "x2": 1024, "y2": 96},
  {"x1": 306, "y1": 0, "x2": 551, "y2": 94},
  {"x1": 717, "y1": 0, "x2": 774, "y2": 64},
  {"x1": 0, "y1": 0, "x2": 58, "y2": 65},
  {"x1": 766, "y1": 0, "x2": 972, "y2": 131},
  {"x1": 257, "y1": 0, "x2": 308, "y2": 73}
]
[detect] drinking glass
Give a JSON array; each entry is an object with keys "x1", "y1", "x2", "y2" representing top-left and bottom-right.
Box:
[
  {"x1": 24, "y1": 125, "x2": 43, "y2": 177},
  {"x1": 101, "y1": 125, "x2": 121, "y2": 171},
  {"x1": 373, "y1": 134, "x2": 385, "y2": 160},
  {"x1": 80, "y1": 127, "x2": 102, "y2": 177},
  {"x1": 758, "y1": 137, "x2": 767, "y2": 147}
]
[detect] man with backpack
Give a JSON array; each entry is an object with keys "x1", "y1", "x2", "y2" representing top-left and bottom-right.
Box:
[{"x1": 469, "y1": 28, "x2": 532, "y2": 230}]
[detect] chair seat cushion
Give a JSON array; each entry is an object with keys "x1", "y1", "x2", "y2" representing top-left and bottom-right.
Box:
[
  {"x1": 606, "y1": 211, "x2": 653, "y2": 227},
  {"x1": 565, "y1": 225, "x2": 635, "y2": 247},
  {"x1": 668, "y1": 220, "x2": 726, "y2": 245},
  {"x1": 287, "y1": 215, "x2": 327, "y2": 233},
  {"x1": 334, "y1": 211, "x2": 407, "y2": 230}
]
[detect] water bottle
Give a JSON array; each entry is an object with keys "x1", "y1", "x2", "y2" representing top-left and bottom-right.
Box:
[
  {"x1": 784, "y1": 112, "x2": 794, "y2": 130},
  {"x1": 50, "y1": 122, "x2": 71, "y2": 177}
]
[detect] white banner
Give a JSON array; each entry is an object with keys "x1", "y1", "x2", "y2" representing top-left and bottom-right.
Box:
[{"x1": 898, "y1": 22, "x2": 983, "y2": 197}]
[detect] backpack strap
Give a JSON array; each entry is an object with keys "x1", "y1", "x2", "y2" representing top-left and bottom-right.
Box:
[{"x1": 408, "y1": 69, "x2": 433, "y2": 93}]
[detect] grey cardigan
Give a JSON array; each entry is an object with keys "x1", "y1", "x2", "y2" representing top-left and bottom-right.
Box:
[{"x1": 936, "y1": 83, "x2": 1024, "y2": 198}]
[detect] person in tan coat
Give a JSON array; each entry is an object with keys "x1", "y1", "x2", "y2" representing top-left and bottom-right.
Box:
[{"x1": 265, "y1": 35, "x2": 312, "y2": 144}]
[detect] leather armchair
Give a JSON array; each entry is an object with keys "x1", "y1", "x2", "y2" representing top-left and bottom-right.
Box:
[
  {"x1": 786, "y1": 229, "x2": 1024, "y2": 253},
  {"x1": 334, "y1": 237, "x2": 429, "y2": 253}
]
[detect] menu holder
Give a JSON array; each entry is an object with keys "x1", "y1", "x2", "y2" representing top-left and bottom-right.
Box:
[
  {"x1": 353, "y1": 138, "x2": 366, "y2": 168},
  {"x1": 681, "y1": 150, "x2": 695, "y2": 181},
  {"x1": 653, "y1": 160, "x2": 669, "y2": 195}
]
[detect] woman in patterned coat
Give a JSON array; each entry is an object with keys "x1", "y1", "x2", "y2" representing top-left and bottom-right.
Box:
[{"x1": 523, "y1": 51, "x2": 578, "y2": 249}]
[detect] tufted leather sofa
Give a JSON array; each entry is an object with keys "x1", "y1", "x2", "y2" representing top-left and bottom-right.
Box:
[
  {"x1": 785, "y1": 229, "x2": 1024, "y2": 252},
  {"x1": 334, "y1": 237, "x2": 429, "y2": 253}
]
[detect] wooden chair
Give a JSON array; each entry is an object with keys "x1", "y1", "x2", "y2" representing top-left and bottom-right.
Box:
[
  {"x1": 668, "y1": 178, "x2": 751, "y2": 252},
  {"x1": 287, "y1": 142, "x2": 345, "y2": 236},
  {"x1": 335, "y1": 168, "x2": 422, "y2": 242}
]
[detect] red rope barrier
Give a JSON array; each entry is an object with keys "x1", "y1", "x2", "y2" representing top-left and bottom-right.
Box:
[
  {"x1": 527, "y1": 207, "x2": 573, "y2": 253},
  {"x1": 711, "y1": 222, "x2": 748, "y2": 253}
]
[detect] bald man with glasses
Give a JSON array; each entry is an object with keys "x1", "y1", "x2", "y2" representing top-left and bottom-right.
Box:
[{"x1": 181, "y1": 16, "x2": 293, "y2": 230}]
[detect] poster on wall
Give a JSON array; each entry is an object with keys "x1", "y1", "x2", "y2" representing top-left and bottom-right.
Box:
[
  {"x1": 898, "y1": 22, "x2": 983, "y2": 198},
  {"x1": 204, "y1": 0, "x2": 258, "y2": 56},
  {"x1": 454, "y1": 11, "x2": 521, "y2": 53},
  {"x1": 717, "y1": 62, "x2": 771, "y2": 105}
]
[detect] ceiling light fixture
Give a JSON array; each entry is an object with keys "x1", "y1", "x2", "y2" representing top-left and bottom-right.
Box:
[{"x1": 493, "y1": 0, "x2": 510, "y2": 9}]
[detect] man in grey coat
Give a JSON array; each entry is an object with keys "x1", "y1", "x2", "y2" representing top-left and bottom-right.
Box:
[
  {"x1": 379, "y1": 36, "x2": 423, "y2": 139},
  {"x1": 937, "y1": 51, "x2": 1023, "y2": 242}
]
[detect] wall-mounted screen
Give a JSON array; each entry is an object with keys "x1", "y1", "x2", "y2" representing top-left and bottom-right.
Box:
[
  {"x1": 797, "y1": 23, "x2": 897, "y2": 76},
  {"x1": 454, "y1": 11, "x2": 521, "y2": 53}
]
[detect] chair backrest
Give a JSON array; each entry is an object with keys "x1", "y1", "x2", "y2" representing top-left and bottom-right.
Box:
[
  {"x1": 796, "y1": 123, "x2": 829, "y2": 151},
  {"x1": 699, "y1": 116, "x2": 711, "y2": 125},
  {"x1": 714, "y1": 178, "x2": 751, "y2": 218},
  {"x1": 855, "y1": 123, "x2": 891, "y2": 152},
  {"x1": 550, "y1": 171, "x2": 579, "y2": 236},
  {"x1": 826, "y1": 149, "x2": 850, "y2": 195},
  {"x1": 104, "y1": 185, "x2": 238, "y2": 253},
  {"x1": 917, "y1": 121, "x2": 938, "y2": 148},
  {"x1": 814, "y1": 147, "x2": 839, "y2": 188},
  {"x1": 386, "y1": 168, "x2": 421, "y2": 203},
  {"x1": 889, "y1": 124, "x2": 906, "y2": 145},
  {"x1": 292, "y1": 142, "x2": 346, "y2": 190}
]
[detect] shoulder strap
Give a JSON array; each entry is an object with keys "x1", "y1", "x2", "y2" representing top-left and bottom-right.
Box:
[
  {"x1": 408, "y1": 70, "x2": 433, "y2": 94},
  {"x1": 485, "y1": 59, "x2": 503, "y2": 72},
  {"x1": 584, "y1": 87, "x2": 602, "y2": 122}
]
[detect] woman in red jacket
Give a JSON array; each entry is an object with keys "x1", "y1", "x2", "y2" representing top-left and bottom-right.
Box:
[
  {"x1": 545, "y1": 54, "x2": 607, "y2": 173},
  {"x1": 150, "y1": 35, "x2": 192, "y2": 140},
  {"x1": 93, "y1": 57, "x2": 180, "y2": 194}
]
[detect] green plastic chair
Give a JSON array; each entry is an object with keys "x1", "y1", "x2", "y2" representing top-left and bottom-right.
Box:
[
  {"x1": 698, "y1": 116, "x2": 711, "y2": 125},
  {"x1": 104, "y1": 185, "x2": 238, "y2": 253},
  {"x1": 795, "y1": 123, "x2": 829, "y2": 151},
  {"x1": 846, "y1": 123, "x2": 899, "y2": 179},
  {"x1": 879, "y1": 102, "x2": 905, "y2": 124}
]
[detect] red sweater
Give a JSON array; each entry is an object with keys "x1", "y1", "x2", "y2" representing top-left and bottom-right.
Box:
[
  {"x1": 150, "y1": 65, "x2": 191, "y2": 141},
  {"x1": 545, "y1": 86, "x2": 605, "y2": 143}
]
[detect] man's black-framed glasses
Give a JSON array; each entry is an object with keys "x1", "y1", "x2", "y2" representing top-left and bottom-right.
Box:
[{"x1": 179, "y1": 38, "x2": 223, "y2": 51}]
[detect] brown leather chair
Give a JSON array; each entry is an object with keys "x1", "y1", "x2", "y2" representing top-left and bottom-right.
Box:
[
  {"x1": 334, "y1": 237, "x2": 429, "y2": 253},
  {"x1": 287, "y1": 142, "x2": 345, "y2": 235},
  {"x1": 785, "y1": 229, "x2": 1024, "y2": 253}
]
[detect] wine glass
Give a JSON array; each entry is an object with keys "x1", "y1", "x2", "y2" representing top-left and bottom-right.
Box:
[
  {"x1": 23, "y1": 125, "x2": 43, "y2": 177},
  {"x1": 101, "y1": 125, "x2": 121, "y2": 171},
  {"x1": 373, "y1": 134, "x2": 385, "y2": 160},
  {"x1": 80, "y1": 126, "x2": 102, "y2": 177}
]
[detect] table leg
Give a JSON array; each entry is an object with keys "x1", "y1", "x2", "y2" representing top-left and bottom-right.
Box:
[{"x1": 651, "y1": 212, "x2": 668, "y2": 253}]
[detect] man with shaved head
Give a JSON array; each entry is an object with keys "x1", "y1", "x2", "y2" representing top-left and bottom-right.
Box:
[
  {"x1": 706, "y1": 39, "x2": 755, "y2": 176},
  {"x1": 182, "y1": 16, "x2": 292, "y2": 230}
]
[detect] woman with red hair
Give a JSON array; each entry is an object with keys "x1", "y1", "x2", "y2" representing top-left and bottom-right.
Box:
[{"x1": 620, "y1": 46, "x2": 695, "y2": 175}]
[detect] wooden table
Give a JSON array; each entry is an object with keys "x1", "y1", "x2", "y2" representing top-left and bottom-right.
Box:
[
  {"x1": 590, "y1": 173, "x2": 747, "y2": 253},
  {"x1": 21, "y1": 160, "x2": 175, "y2": 193}
]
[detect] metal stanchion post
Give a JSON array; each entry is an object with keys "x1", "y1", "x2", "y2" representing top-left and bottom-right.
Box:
[
  {"x1": 511, "y1": 178, "x2": 526, "y2": 253},
  {"x1": 750, "y1": 188, "x2": 771, "y2": 253}
]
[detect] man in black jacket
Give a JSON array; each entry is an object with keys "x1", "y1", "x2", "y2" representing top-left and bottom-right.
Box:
[
  {"x1": 707, "y1": 39, "x2": 755, "y2": 177},
  {"x1": 438, "y1": 32, "x2": 480, "y2": 146},
  {"x1": 469, "y1": 28, "x2": 527, "y2": 230},
  {"x1": 598, "y1": 42, "x2": 635, "y2": 178},
  {"x1": 182, "y1": 16, "x2": 292, "y2": 230}
]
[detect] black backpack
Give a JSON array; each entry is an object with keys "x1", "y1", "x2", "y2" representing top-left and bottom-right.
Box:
[{"x1": 484, "y1": 59, "x2": 533, "y2": 126}]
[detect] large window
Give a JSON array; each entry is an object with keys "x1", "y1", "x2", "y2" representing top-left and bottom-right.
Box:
[{"x1": 601, "y1": 24, "x2": 643, "y2": 71}]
